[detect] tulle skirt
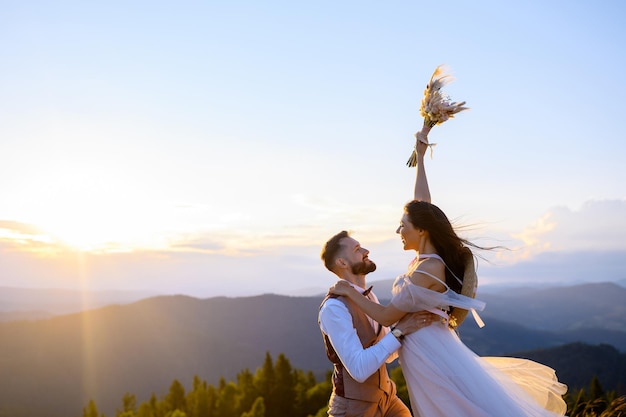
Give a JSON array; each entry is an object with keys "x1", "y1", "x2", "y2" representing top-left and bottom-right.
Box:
[{"x1": 399, "y1": 322, "x2": 567, "y2": 417}]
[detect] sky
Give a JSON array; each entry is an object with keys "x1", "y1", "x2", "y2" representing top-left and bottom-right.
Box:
[{"x1": 1, "y1": 0, "x2": 625, "y2": 298}]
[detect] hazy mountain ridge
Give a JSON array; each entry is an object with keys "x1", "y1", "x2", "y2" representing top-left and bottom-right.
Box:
[
  {"x1": 0, "y1": 309, "x2": 56, "y2": 322},
  {"x1": 370, "y1": 281, "x2": 626, "y2": 333},
  {"x1": 0, "y1": 294, "x2": 325, "y2": 417},
  {"x1": 1, "y1": 283, "x2": 625, "y2": 417},
  {"x1": 0, "y1": 286, "x2": 160, "y2": 320},
  {"x1": 512, "y1": 343, "x2": 626, "y2": 392}
]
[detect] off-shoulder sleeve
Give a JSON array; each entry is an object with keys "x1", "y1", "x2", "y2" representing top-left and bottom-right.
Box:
[{"x1": 391, "y1": 276, "x2": 486, "y2": 313}]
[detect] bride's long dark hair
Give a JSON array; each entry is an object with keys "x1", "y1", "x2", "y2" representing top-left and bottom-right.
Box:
[{"x1": 404, "y1": 200, "x2": 477, "y2": 294}]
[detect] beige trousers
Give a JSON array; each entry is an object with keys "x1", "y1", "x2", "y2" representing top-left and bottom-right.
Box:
[{"x1": 327, "y1": 391, "x2": 412, "y2": 417}]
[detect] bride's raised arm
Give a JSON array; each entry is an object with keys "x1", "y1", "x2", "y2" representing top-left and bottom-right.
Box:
[{"x1": 413, "y1": 130, "x2": 432, "y2": 203}]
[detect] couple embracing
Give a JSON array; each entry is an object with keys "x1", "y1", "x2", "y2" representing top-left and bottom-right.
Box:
[{"x1": 318, "y1": 132, "x2": 568, "y2": 417}]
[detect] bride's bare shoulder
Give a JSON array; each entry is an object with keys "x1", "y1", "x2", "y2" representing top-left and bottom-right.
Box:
[{"x1": 409, "y1": 258, "x2": 446, "y2": 291}]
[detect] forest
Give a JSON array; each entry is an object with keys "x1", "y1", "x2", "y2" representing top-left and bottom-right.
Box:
[{"x1": 82, "y1": 351, "x2": 626, "y2": 417}]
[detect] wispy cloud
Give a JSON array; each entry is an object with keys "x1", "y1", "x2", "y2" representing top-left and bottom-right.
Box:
[
  {"x1": 495, "y1": 199, "x2": 626, "y2": 263},
  {"x1": 479, "y1": 249, "x2": 626, "y2": 288},
  {"x1": 1, "y1": 199, "x2": 624, "y2": 296}
]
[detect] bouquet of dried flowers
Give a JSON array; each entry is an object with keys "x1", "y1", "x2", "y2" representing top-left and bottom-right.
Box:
[{"x1": 406, "y1": 65, "x2": 469, "y2": 167}]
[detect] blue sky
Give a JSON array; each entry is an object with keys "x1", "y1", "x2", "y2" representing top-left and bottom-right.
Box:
[{"x1": 1, "y1": 1, "x2": 625, "y2": 297}]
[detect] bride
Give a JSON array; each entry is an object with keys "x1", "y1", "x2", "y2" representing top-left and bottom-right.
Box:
[{"x1": 329, "y1": 133, "x2": 568, "y2": 417}]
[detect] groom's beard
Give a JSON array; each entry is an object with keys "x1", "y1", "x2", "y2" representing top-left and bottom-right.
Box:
[{"x1": 350, "y1": 259, "x2": 377, "y2": 275}]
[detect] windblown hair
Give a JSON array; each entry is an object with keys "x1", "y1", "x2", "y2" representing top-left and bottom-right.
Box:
[
  {"x1": 404, "y1": 200, "x2": 474, "y2": 294},
  {"x1": 321, "y1": 230, "x2": 350, "y2": 272}
]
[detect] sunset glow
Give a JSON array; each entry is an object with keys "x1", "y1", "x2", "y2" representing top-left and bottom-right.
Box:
[{"x1": 1, "y1": 1, "x2": 624, "y2": 296}]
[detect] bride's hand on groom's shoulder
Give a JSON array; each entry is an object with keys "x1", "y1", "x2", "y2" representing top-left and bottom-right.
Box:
[{"x1": 329, "y1": 281, "x2": 353, "y2": 297}]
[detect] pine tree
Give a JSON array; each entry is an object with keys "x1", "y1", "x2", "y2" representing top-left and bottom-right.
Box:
[
  {"x1": 137, "y1": 401, "x2": 156, "y2": 417},
  {"x1": 235, "y1": 368, "x2": 259, "y2": 415},
  {"x1": 187, "y1": 376, "x2": 210, "y2": 417},
  {"x1": 215, "y1": 380, "x2": 238, "y2": 417},
  {"x1": 254, "y1": 352, "x2": 276, "y2": 414},
  {"x1": 293, "y1": 370, "x2": 319, "y2": 417},
  {"x1": 149, "y1": 393, "x2": 162, "y2": 417},
  {"x1": 305, "y1": 371, "x2": 333, "y2": 417},
  {"x1": 116, "y1": 392, "x2": 137, "y2": 416},
  {"x1": 590, "y1": 375, "x2": 605, "y2": 400},
  {"x1": 241, "y1": 397, "x2": 265, "y2": 417},
  {"x1": 166, "y1": 379, "x2": 187, "y2": 414},
  {"x1": 273, "y1": 353, "x2": 295, "y2": 417},
  {"x1": 82, "y1": 399, "x2": 101, "y2": 417},
  {"x1": 206, "y1": 385, "x2": 218, "y2": 417}
]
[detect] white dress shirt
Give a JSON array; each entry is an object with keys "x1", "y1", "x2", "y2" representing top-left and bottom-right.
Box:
[{"x1": 319, "y1": 281, "x2": 401, "y2": 383}]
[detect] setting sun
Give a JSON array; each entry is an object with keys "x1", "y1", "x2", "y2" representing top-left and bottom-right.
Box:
[
  {"x1": 9, "y1": 182, "x2": 171, "y2": 254},
  {"x1": 2, "y1": 142, "x2": 183, "y2": 253},
  {"x1": 31, "y1": 193, "x2": 181, "y2": 253}
]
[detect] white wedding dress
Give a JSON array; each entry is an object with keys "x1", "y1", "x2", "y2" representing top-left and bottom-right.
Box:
[{"x1": 392, "y1": 256, "x2": 568, "y2": 417}]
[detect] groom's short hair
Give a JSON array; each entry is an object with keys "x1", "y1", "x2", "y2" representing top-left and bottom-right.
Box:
[{"x1": 321, "y1": 230, "x2": 350, "y2": 272}]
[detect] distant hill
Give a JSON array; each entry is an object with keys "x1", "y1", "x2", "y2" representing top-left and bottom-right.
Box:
[
  {"x1": 0, "y1": 309, "x2": 56, "y2": 322},
  {"x1": 0, "y1": 286, "x2": 160, "y2": 321},
  {"x1": 477, "y1": 282, "x2": 626, "y2": 332},
  {"x1": 513, "y1": 343, "x2": 626, "y2": 392},
  {"x1": 0, "y1": 294, "x2": 325, "y2": 417},
  {"x1": 1, "y1": 283, "x2": 625, "y2": 417},
  {"x1": 370, "y1": 281, "x2": 626, "y2": 334}
]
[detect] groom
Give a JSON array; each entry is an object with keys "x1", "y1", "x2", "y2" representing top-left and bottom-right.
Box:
[{"x1": 319, "y1": 231, "x2": 434, "y2": 417}]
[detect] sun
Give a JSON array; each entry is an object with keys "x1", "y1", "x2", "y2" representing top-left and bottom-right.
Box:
[
  {"x1": 3, "y1": 151, "x2": 182, "y2": 253},
  {"x1": 17, "y1": 181, "x2": 174, "y2": 253},
  {"x1": 34, "y1": 198, "x2": 152, "y2": 252},
  {"x1": 43, "y1": 215, "x2": 133, "y2": 252}
]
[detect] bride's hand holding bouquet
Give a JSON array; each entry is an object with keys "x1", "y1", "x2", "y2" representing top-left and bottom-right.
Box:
[
  {"x1": 406, "y1": 65, "x2": 469, "y2": 167},
  {"x1": 413, "y1": 129, "x2": 431, "y2": 163}
]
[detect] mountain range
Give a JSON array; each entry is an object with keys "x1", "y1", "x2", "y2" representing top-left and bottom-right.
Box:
[
  {"x1": 0, "y1": 286, "x2": 159, "y2": 321},
  {"x1": 0, "y1": 282, "x2": 625, "y2": 417}
]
